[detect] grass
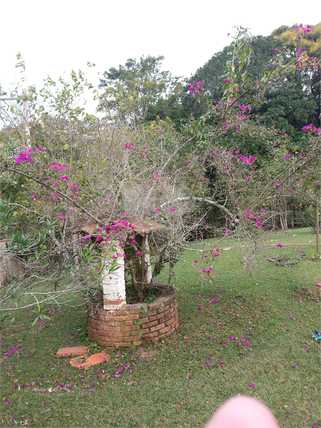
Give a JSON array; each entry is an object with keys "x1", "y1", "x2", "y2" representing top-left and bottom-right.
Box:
[{"x1": 0, "y1": 227, "x2": 320, "y2": 428}]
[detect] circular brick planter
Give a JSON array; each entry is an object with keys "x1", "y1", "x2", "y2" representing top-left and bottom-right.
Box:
[{"x1": 87, "y1": 287, "x2": 179, "y2": 348}]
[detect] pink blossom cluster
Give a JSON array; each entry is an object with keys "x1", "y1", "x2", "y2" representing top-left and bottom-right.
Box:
[
  {"x1": 240, "y1": 155, "x2": 256, "y2": 164},
  {"x1": 124, "y1": 142, "x2": 151, "y2": 159},
  {"x1": 189, "y1": 81, "x2": 203, "y2": 96},
  {"x1": 202, "y1": 266, "x2": 213, "y2": 274},
  {"x1": 245, "y1": 209, "x2": 264, "y2": 229},
  {"x1": 302, "y1": 124, "x2": 320, "y2": 133},
  {"x1": 14, "y1": 146, "x2": 44, "y2": 164},
  {"x1": 114, "y1": 365, "x2": 132, "y2": 378}
]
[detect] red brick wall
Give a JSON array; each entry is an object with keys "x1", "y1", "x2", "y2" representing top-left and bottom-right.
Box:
[{"x1": 87, "y1": 288, "x2": 179, "y2": 348}]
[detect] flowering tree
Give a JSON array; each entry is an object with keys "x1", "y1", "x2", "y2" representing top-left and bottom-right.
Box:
[{"x1": 0, "y1": 25, "x2": 319, "y2": 314}]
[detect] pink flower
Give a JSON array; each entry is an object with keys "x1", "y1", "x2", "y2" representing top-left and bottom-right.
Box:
[
  {"x1": 250, "y1": 382, "x2": 255, "y2": 388},
  {"x1": 277, "y1": 243, "x2": 283, "y2": 248},
  {"x1": 136, "y1": 252, "x2": 142, "y2": 256},
  {"x1": 86, "y1": 266, "x2": 91, "y2": 270},
  {"x1": 194, "y1": 260, "x2": 198, "y2": 264}
]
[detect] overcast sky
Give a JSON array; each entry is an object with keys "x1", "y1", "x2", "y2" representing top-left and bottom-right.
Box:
[{"x1": 1, "y1": 0, "x2": 320, "y2": 114}]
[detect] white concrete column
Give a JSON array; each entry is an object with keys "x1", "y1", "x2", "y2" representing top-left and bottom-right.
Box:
[{"x1": 102, "y1": 242, "x2": 126, "y2": 310}]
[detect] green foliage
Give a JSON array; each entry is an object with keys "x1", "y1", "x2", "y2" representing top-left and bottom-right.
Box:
[
  {"x1": 8, "y1": 231, "x2": 30, "y2": 253},
  {"x1": 31, "y1": 303, "x2": 50, "y2": 326},
  {"x1": 182, "y1": 26, "x2": 320, "y2": 144},
  {"x1": 98, "y1": 55, "x2": 183, "y2": 123},
  {"x1": 0, "y1": 199, "x2": 17, "y2": 238}
]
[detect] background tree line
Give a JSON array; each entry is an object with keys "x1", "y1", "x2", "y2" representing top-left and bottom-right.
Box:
[{"x1": 98, "y1": 22, "x2": 320, "y2": 143}]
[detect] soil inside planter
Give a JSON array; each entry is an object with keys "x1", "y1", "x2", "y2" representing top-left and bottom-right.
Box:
[
  {"x1": 88, "y1": 285, "x2": 170, "y2": 307},
  {"x1": 125, "y1": 284, "x2": 162, "y2": 304}
]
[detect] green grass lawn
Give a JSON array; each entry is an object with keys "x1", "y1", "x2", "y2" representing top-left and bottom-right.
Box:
[{"x1": 1, "y1": 227, "x2": 320, "y2": 428}]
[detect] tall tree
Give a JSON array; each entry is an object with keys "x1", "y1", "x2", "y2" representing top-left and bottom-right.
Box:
[
  {"x1": 182, "y1": 25, "x2": 320, "y2": 143},
  {"x1": 270, "y1": 22, "x2": 321, "y2": 129},
  {"x1": 98, "y1": 55, "x2": 182, "y2": 123}
]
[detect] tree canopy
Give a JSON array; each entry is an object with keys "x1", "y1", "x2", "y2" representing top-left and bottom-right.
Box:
[{"x1": 98, "y1": 55, "x2": 182, "y2": 123}]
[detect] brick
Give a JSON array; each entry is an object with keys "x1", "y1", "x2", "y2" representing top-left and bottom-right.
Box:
[
  {"x1": 105, "y1": 326, "x2": 122, "y2": 333},
  {"x1": 150, "y1": 302, "x2": 161, "y2": 310},
  {"x1": 120, "y1": 320, "x2": 133, "y2": 327},
  {"x1": 150, "y1": 323, "x2": 165, "y2": 332},
  {"x1": 104, "y1": 321, "x2": 123, "y2": 329},
  {"x1": 134, "y1": 340, "x2": 143, "y2": 346},
  {"x1": 95, "y1": 334, "x2": 110, "y2": 342},
  {"x1": 122, "y1": 336, "x2": 137, "y2": 342},
  {"x1": 149, "y1": 314, "x2": 160, "y2": 322},
  {"x1": 148, "y1": 320, "x2": 159, "y2": 328},
  {"x1": 164, "y1": 309, "x2": 173, "y2": 317},
  {"x1": 159, "y1": 326, "x2": 171, "y2": 334},
  {"x1": 142, "y1": 332, "x2": 151, "y2": 339},
  {"x1": 128, "y1": 309, "x2": 142, "y2": 315},
  {"x1": 98, "y1": 330, "x2": 114, "y2": 338},
  {"x1": 56, "y1": 346, "x2": 89, "y2": 357},
  {"x1": 98, "y1": 326, "x2": 121, "y2": 336},
  {"x1": 110, "y1": 335, "x2": 125, "y2": 342},
  {"x1": 157, "y1": 307, "x2": 165, "y2": 314},
  {"x1": 117, "y1": 310, "x2": 129, "y2": 316},
  {"x1": 123, "y1": 324, "x2": 140, "y2": 332},
  {"x1": 149, "y1": 331, "x2": 159, "y2": 338},
  {"x1": 163, "y1": 316, "x2": 171, "y2": 324},
  {"x1": 166, "y1": 317, "x2": 176, "y2": 326},
  {"x1": 95, "y1": 314, "x2": 105, "y2": 321},
  {"x1": 139, "y1": 317, "x2": 149, "y2": 323},
  {"x1": 98, "y1": 325, "x2": 114, "y2": 333},
  {"x1": 118, "y1": 314, "x2": 139, "y2": 321},
  {"x1": 121, "y1": 330, "x2": 139, "y2": 338}
]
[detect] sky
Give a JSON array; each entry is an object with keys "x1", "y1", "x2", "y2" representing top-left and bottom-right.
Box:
[{"x1": 1, "y1": 0, "x2": 320, "y2": 114}]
